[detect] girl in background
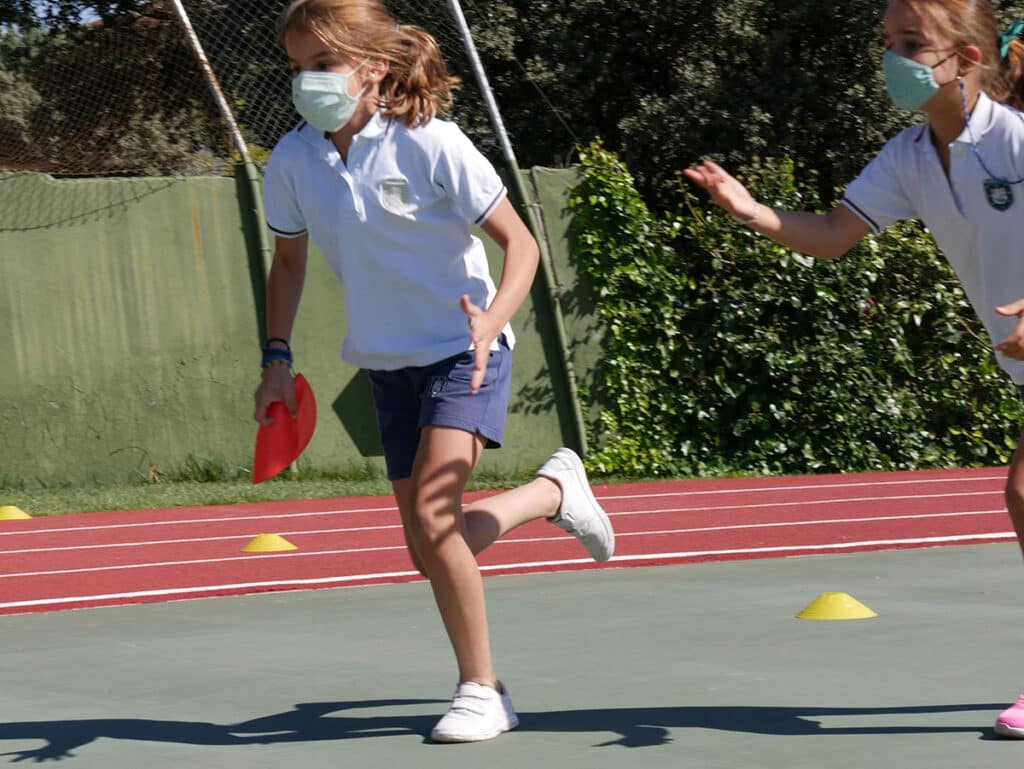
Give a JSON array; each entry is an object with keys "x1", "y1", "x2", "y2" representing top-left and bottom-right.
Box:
[{"x1": 686, "y1": 0, "x2": 1024, "y2": 738}]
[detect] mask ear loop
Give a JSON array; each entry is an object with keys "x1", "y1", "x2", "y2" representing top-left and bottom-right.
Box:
[{"x1": 958, "y1": 78, "x2": 1024, "y2": 185}]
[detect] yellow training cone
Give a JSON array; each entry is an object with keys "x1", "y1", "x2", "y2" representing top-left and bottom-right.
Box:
[
  {"x1": 242, "y1": 533, "x2": 297, "y2": 553},
  {"x1": 796, "y1": 592, "x2": 877, "y2": 621},
  {"x1": 0, "y1": 505, "x2": 31, "y2": 520}
]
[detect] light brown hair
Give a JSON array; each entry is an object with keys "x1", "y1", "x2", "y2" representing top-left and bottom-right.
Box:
[
  {"x1": 900, "y1": 0, "x2": 1024, "y2": 109},
  {"x1": 277, "y1": 0, "x2": 461, "y2": 127}
]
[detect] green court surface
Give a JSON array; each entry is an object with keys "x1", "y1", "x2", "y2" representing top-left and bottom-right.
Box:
[{"x1": 2, "y1": 543, "x2": 1023, "y2": 768}]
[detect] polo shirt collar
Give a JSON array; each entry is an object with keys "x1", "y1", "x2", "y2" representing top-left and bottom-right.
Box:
[
  {"x1": 293, "y1": 120, "x2": 328, "y2": 158},
  {"x1": 912, "y1": 90, "x2": 996, "y2": 150},
  {"x1": 356, "y1": 111, "x2": 391, "y2": 141},
  {"x1": 952, "y1": 90, "x2": 995, "y2": 145},
  {"x1": 293, "y1": 114, "x2": 391, "y2": 172},
  {"x1": 295, "y1": 111, "x2": 391, "y2": 147},
  {"x1": 291, "y1": 122, "x2": 337, "y2": 169}
]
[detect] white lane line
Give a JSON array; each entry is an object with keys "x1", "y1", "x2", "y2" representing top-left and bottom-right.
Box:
[
  {"x1": 0, "y1": 506, "x2": 399, "y2": 537},
  {"x1": 610, "y1": 491, "x2": 1002, "y2": 518},
  {"x1": 0, "y1": 572, "x2": 428, "y2": 611},
  {"x1": 0, "y1": 508, "x2": 1009, "y2": 559},
  {"x1": 597, "y1": 474, "x2": 1006, "y2": 501},
  {"x1": 0, "y1": 487, "x2": 1006, "y2": 541},
  {"x1": 604, "y1": 532, "x2": 1016, "y2": 561},
  {"x1": 0, "y1": 545, "x2": 412, "y2": 579},
  {"x1": 0, "y1": 531, "x2": 1014, "y2": 612},
  {"x1": 603, "y1": 509, "x2": 1008, "y2": 538},
  {"x1": 0, "y1": 508, "x2": 1011, "y2": 578},
  {"x1": 0, "y1": 525, "x2": 401, "y2": 555},
  {"x1": 0, "y1": 474, "x2": 1006, "y2": 538}
]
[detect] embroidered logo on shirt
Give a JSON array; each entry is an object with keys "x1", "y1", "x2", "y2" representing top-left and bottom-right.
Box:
[
  {"x1": 984, "y1": 179, "x2": 1014, "y2": 211},
  {"x1": 380, "y1": 178, "x2": 412, "y2": 215}
]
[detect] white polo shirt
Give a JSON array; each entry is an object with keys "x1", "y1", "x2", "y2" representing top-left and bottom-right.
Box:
[
  {"x1": 262, "y1": 112, "x2": 513, "y2": 370},
  {"x1": 842, "y1": 92, "x2": 1024, "y2": 383}
]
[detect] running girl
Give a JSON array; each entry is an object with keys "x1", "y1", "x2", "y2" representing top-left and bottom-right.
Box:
[{"x1": 253, "y1": 0, "x2": 614, "y2": 744}]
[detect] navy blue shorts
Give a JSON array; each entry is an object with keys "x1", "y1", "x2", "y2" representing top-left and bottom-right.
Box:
[{"x1": 367, "y1": 338, "x2": 512, "y2": 481}]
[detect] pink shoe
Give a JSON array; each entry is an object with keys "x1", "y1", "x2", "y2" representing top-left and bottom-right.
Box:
[{"x1": 995, "y1": 694, "x2": 1024, "y2": 738}]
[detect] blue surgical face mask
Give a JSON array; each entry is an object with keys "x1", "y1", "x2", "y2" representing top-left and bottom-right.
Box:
[
  {"x1": 291, "y1": 61, "x2": 367, "y2": 133},
  {"x1": 882, "y1": 48, "x2": 959, "y2": 111}
]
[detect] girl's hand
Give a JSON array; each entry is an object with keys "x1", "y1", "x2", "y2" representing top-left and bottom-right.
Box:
[
  {"x1": 996, "y1": 300, "x2": 1024, "y2": 361},
  {"x1": 253, "y1": 364, "x2": 297, "y2": 424},
  {"x1": 683, "y1": 160, "x2": 759, "y2": 222},
  {"x1": 460, "y1": 294, "x2": 502, "y2": 394}
]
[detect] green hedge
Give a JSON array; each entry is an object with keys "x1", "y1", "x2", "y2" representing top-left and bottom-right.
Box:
[{"x1": 568, "y1": 141, "x2": 1022, "y2": 477}]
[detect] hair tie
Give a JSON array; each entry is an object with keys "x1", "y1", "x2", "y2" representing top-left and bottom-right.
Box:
[{"x1": 1000, "y1": 19, "x2": 1024, "y2": 60}]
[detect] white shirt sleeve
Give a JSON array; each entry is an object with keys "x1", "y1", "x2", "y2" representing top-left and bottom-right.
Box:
[
  {"x1": 262, "y1": 144, "x2": 307, "y2": 239},
  {"x1": 841, "y1": 133, "x2": 917, "y2": 234},
  {"x1": 431, "y1": 123, "x2": 508, "y2": 225}
]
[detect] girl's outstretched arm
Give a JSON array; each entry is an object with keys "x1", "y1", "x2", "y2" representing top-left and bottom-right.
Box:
[{"x1": 684, "y1": 160, "x2": 871, "y2": 260}]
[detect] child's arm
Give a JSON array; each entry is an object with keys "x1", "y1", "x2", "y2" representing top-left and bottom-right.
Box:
[
  {"x1": 462, "y1": 198, "x2": 540, "y2": 394},
  {"x1": 684, "y1": 161, "x2": 870, "y2": 260},
  {"x1": 254, "y1": 234, "x2": 309, "y2": 423}
]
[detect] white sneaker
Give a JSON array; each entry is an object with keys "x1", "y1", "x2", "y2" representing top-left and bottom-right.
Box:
[
  {"x1": 430, "y1": 680, "x2": 519, "y2": 743},
  {"x1": 536, "y1": 447, "x2": 615, "y2": 562}
]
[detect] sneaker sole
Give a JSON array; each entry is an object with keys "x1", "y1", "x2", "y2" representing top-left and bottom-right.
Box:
[
  {"x1": 430, "y1": 727, "x2": 505, "y2": 743},
  {"x1": 995, "y1": 720, "x2": 1024, "y2": 739},
  {"x1": 431, "y1": 714, "x2": 518, "y2": 743}
]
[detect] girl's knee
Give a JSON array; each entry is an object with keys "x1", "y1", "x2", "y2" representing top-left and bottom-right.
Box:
[
  {"x1": 402, "y1": 501, "x2": 452, "y2": 549},
  {"x1": 398, "y1": 520, "x2": 430, "y2": 576},
  {"x1": 410, "y1": 510, "x2": 457, "y2": 549}
]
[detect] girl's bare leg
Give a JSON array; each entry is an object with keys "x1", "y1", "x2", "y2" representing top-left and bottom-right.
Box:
[
  {"x1": 1004, "y1": 429, "x2": 1024, "y2": 560},
  {"x1": 392, "y1": 426, "x2": 495, "y2": 686},
  {"x1": 460, "y1": 478, "x2": 561, "y2": 555}
]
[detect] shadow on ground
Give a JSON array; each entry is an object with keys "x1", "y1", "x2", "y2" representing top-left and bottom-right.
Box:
[{"x1": 0, "y1": 700, "x2": 1004, "y2": 761}]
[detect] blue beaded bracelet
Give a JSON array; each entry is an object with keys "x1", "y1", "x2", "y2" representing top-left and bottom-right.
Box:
[{"x1": 261, "y1": 346, "x2": 293, "y2": 369}]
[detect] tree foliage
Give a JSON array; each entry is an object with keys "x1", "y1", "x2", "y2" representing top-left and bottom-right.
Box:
[
  {"x1": 4, "y1": 1, "x2": 1023, "y2": 474},
  {"x1": 456, "y1": 0, "x2": 1024, "y2": 207},
  {"x1": 5, "y1": 0, "x2": 1024, "y2": 186},
  {"x1": 567, "y1": 142, "x2": 1023, "y2": 476},
  {"x1": 1, "y1": 2, "x2": 229, "y2": 173}
]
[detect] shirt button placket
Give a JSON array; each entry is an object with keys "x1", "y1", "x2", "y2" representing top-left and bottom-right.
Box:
[
  {"x1": 349, "y1": 144, "x2": 366, "y2": 221},
  {"x1": 333, "y1": 165, "x2": 356, "y2": 220}
]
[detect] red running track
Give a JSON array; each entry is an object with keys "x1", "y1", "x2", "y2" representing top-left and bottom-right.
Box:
[{"x1": 0, "y1": 466, "x2": 1015, "y2": 616}]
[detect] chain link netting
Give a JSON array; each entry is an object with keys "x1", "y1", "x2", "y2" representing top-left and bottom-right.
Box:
[
  {"x1": 0, "y1": 0, "x2": 494, "y2": 178},
  {"x1": 0, "y1": 1, "x2": 502, "y2": 230}
]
